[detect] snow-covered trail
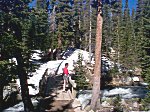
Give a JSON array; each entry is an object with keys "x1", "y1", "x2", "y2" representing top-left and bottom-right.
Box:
[
  {"x1": 24, "y1": 49, "x2": 91, "y2": 95},
  {"x1": 17, "y1": 60, "x2": 63, "y2": 95},
  {"x1": 4, "y1": 49, "x2": 91, "y2": 111}
]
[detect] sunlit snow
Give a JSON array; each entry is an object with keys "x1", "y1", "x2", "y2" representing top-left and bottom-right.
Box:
[
  {"x1": 4, "y1": 49, "x2": 149, "y2": 111},
  {"x1": 3, "y1": 99, "x2": 38, "y2": 112}
]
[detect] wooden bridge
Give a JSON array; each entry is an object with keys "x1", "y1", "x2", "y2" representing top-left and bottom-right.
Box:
[{"x1": 38, "y1": 70, "x2": 78, "y2": 112}]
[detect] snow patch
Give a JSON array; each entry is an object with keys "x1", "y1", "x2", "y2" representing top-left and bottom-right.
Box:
[
  {"x1": 17, "y1": 60, "x2": 63, "y2": 95},
  {"x1": 57, "y1": 49, "x2": 92, "y2": 74},
  {"x1": 77, "y1": 87, "x2": 149, "y2": 107},
  {"x1": 3, "y1": 99, "x2": 38, "y2": 112}
]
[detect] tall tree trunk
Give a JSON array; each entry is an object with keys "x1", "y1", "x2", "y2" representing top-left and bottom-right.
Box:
[
  {"x1": 15, "y1": 51, "x2": 33, "y2": 112},
  {"x1": 91, "y1": 0, "x2": 103, "y2": 110},
  {"x1": 56, "y1": 34, "x2": 62, "y2": 60},
  {"x1": 50, "y1": 5, "x2": 56, "y2": 60},
  {"x1": 89, "y1": 2, "x2": 92, "y2": 63}
]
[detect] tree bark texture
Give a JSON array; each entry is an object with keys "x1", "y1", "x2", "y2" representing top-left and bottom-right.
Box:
[
  {"x1": 15, "y1": 51, "x2": 33, "y2": 112},
  {"x1": 89, "y1": 2, "x2": 92, "y2": 63},
  {"x1": 91, "y1": 0, "x2": 103, "y2": 110},
  {"x1": 56, "y1": 33, "x2": 62, "y2": 60}
]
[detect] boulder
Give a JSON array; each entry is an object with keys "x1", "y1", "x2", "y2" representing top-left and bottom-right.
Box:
[
  {"x1": 81, "y1": 99, "x2": 90, "y2": 110},
  {"x1": 71, "y1": 98, "x2": 81, "y2": 108},
  {"x1": 132, "y1": 76, "x2": 140, "y2": 82},
  {"x1": 101, "y1": 101, "x2": 110, "y2": 107}
]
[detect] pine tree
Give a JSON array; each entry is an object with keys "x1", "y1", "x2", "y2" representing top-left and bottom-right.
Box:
[
  {"x1": 119, "y1": 0, "x2": 135, "y2": 70},
  {"x1": 0, "y1": 60, "x2": 16, "y2": 110},
  {"x1": 130, "y1": 8, "x2": 138, "y2": 68},
  {"x1": 135, "y1": 0, "x2": 144, "y2": 67},
  {"x1": 0, "y1": 0, "x2": 34, "y2": 111},
  {"x1": 28, "y1": 8, "x2": 49, "y2": 51},
  {"x1": 0, "y1": 12, "x2": 17, "y2": 110},
  {"x1": 74, "y1": 53, "x2": 89, "y2": 89},
  {"x1": 135, "y1": 0, "x2": 150, "y2": 109},
  {"x1": 111, "y1": 0, "x2": 123, "y2": 64},
  {"x1": 48, "y1": 0, "x2": 74, "y2": 59},
  {"x1": 140, "y1": 0, "x2": 150, "y2": 84},
  {"x1": 73, "y1": 0, "x2": 83, "y2": 48},
  {"x1": 82, "y1": 0, "x2": 91, "y2": 50},
  {"x1": 102, "y1": 1, "x2": 112, "y2": 56},
  {"x1": 56, "y1": 0, "x2": 74, "y2": 47},
  {"x1": 44, "y1": 0, "x2": 59, "y2": 60}
]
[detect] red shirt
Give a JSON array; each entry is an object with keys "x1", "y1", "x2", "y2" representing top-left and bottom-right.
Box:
[{"x1": 63, "y1": 67, "x2": 69, "y2": 76}]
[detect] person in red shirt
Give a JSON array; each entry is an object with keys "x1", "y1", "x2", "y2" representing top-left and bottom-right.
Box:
[{"x1": 63, "y1": 63, "x2": 69, "y2": 91}]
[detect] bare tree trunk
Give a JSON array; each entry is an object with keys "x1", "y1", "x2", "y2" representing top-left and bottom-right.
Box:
[
  {"x1": 84, "y1": 33, "x2": 88, "y2": 51},
  {"x1": 56, "y1": 34, "x2": 62, "y2": 60},
  {"x1": 89, "y1": 2, "x2": 92, "y2": 63},
  {"x1": 91, "y1": 0, "x2": 103, "y2": 110},
  {"x1": 15, "y1": 51, "x2": 33, "y2": 112},
  {"x1": 50, "y1": 5, "x2": 56, "y2": 60}
]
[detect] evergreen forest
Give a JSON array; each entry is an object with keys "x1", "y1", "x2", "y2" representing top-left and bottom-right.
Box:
[{"x1": 0, "y1": 0, "x2": 149, "y2": 111}]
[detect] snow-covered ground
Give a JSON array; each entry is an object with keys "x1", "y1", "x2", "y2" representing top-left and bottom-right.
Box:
[
  {"x1": 3, "y1": 48, "x2": 149, "y2": 111},
  {"x1": 8, "y1": 48, "x2": 133, "y2": 97},
  {"x1": 57, "y1": 49, "x2": 92, "y2": 74},
  {"x1": 3, "y1": 48, "x2": 91, "y2": 111},
  {"x1": 77, "y1": 86, "x2": 149, "y2": 101},
  {"x1": 17, "y1": 60, "x2": 63, "y2": 95},
  {"x1": 3, "y1": 99, "x2": 38, "y2": 112},
  {"x1": 30, "y1": 50, "x2": 43, "y2": 60},
  {"x1": 77, "y1": 87, "x2": 149, "y2": 109},
  {"x1": 102, "y1": 86, "x2": 149, "y2": 99},
  {"x1": 15, "y1": 48, "x2": 117, "y2": 95},
  {"x1": 16, "y1": 49, "x2": 91, "y2": 95}
]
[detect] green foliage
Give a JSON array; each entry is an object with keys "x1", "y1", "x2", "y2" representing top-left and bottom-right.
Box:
[
  {"x1": 108, "y1": 64, "x2": 119, "y2": 77},
  {"x1": 141, "y1": 92, "x2": 150, "y2": 111},
  {"x1": 0, "y1": 0, "x2": 50, "y2": 110},
  {"x1": 0, "y1": 0, "x2": 149, "y2": 110},
  {"x1": 102, "y1": 3, "x2": 112, "y2": 55},
  {"x1": 0, "y1": 60, "x2": 16, "y2": 86},
  {"x1": 28, "y1": 9, "x2": 49, "y2": 51},
  {"x1": 140, "y1": 0, "x2": 150, "y2": 84},
  {"x1": 113, "y1": 95, "x2": 123, "y2": 112},
  {"x1": 136, "y1": 0, "x2": 150, "y2": 109},
  {"x1": 109, "y1": 0, "x2": 123, "y2": 64},
  {"x1": 74, "y1": 53, "x2": 90, "y2": 90},
  {"x1": 118, "y1": 0, "x2": 135, "y2": 69},
  {"x1": 52, "y1": 0, "x2": 74, "y2": 48}
]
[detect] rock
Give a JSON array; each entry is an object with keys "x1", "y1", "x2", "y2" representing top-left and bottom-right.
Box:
[
  {"x1": 82, "y1": 99, "x2": 90, "y2": 110},
  {"x1": 16, "y1": 94, "x2": 22, "y2": 101},
  {"x1": 74, "y1": 107, "x2": 86, "y2": 112},
  {"x1": 74, "y1": 107, "x2": 81, "y2": 112},
  {"x1": 78, "y1": 90, "x2": 92, "y2": 104},
  {"x1": 133, "y1": 102, "x2": 138, "y2": 108},
  {"x1": 84, "y1": 105, "x2": 91, "y2": 112},
  {"x1": 71, "y1": 98, "x2": 81, "y2": 108},
  {"x1": 55, "y1": 90, "x2": 73, "y2": 100},
  {"x1": 132, "y1": 76, "x2": 140, "y2": 82},
  {"x1": 89, "y1": 110, "x2": 94, "y2": 112},
  {"x1": 140, "y1": 82, "x2": 149, "y2": 86},
  {"x1": 101, "y1": 101, "x2": 110, "y2": 107},
  {"x1": 121, "y1": 99, "x2": 126, "y2": 106},
  {"x1": 51, "y1": 93, "x2": 56, "y2": 96}
]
